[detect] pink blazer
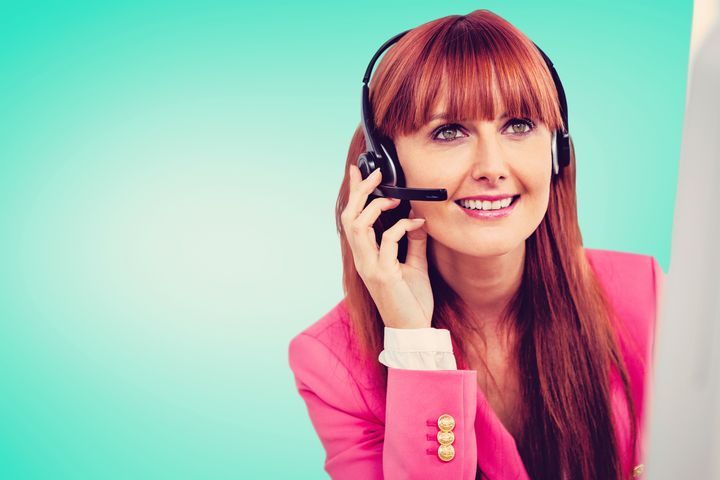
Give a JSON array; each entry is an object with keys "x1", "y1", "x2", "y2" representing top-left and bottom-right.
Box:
[{"x1": 288, "y1": 248, "x2": 663, "y2": 479}]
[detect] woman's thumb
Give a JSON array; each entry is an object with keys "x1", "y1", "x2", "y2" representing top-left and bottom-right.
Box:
[{"x1": 406, "y1": 210, "x2": 428, "y2": 269}]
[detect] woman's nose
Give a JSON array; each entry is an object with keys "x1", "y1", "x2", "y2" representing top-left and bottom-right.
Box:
[{"x1": 469, "y1": 137, "x2": 509, "y2": 183}]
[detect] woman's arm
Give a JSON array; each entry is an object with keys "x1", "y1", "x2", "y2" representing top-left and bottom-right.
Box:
[{"x1": 289, "y1": 332, "x2": 478, "y2": 480}]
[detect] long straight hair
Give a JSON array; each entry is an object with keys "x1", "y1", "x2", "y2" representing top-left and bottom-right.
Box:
[{"x1": 335, "y1": 10, "x2": 638, "y2": 480}]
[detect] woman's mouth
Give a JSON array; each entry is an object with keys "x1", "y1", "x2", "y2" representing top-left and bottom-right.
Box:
[{"x1": 454, "y1": 195, "x2": 520, "y2": 219}]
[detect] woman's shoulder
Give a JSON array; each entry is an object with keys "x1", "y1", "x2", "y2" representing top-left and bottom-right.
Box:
[
  {"x1": 287, "y1": 298, "x2": 386, "y2": 420},
  {"x1": 583, "y1": 247, "x2": 662, "y2": 310},
  {"x1": 583, "y1": 247, "x2": 663, "y2": 357},
  {"x1": 288, "y1": 297, "x2": 355, "y2": 363},
  {"x1": 584, "y1": 247, "x2": 661, "y2": 284}
]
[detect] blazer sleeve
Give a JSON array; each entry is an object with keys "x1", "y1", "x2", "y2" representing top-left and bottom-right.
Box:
[{"x1": 289, "y1": 332, "x2": 478, "y2": 480}]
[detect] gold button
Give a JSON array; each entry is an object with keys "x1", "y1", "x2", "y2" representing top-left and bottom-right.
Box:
[
  {"x1": 437, "y1": 443, "x2": 455, "y2": 462},
  {"x1": 632, "y1": 464, "x2": 644, "y2": 477},
  {"x1": 437, "y1": 414, "x2": 455, "y2": 432},
  {"x1": 437, "y1": 430, "x2": 455, "y2": 445}
]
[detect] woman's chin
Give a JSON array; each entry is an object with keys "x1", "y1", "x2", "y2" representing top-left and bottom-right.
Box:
[
  {"x1": 430, "y1": 234, "x2": 521, "y2": 258},
  {"x1": 464, "y1": 244, "x2": 519, "y2": 258}
]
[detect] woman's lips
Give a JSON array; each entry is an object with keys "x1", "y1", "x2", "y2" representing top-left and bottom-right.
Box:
[{"x1": 455, "y1": 195, "x2": 520, "y2": 219}]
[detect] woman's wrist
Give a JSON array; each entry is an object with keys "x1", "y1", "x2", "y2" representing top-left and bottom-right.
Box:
[{"x1": 383, "y1": 326, "x2": 453, "y2": 353}]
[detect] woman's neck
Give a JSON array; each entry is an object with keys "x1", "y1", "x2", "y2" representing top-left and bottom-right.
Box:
[{"x1": 429, "y1": 238, "x2": 525, "y2": 347}]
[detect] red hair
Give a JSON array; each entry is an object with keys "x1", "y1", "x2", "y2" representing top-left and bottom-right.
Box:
[{"x1": 335, "y1": 10, "x2": 638, "y2": 480}]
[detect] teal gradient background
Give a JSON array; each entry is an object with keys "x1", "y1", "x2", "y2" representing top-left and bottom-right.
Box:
[{"x1": 0, "y1": 1, "x2": 690, "y2": 478}]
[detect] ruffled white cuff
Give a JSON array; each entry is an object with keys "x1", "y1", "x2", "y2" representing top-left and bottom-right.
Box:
[{"x1": 377, "y1": 326, "x2": 457, "y2": 370}]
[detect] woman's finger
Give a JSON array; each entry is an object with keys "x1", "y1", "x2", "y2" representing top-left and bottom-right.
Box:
[
  {"x1": 341, "y1": 164, "x2": 387, "y2": 248},
  {"x1": 377, "y1": 218, "x2": 427, "y2": 270},
  {"x1": 404, "y1": 218, "x2": 429, "y2": 271},
  {"x1": 344, "y1": 166, "x2": 383, "y2": 221},
  {"x1": 341, "y1": 165, "x2": 373, "y2": 246},
  {"x1": 354, "y1": 196, "x2": 400, "y2": 235},
  {"x1": 349, "y1": 196, "x2": 402, "y2": 269}
]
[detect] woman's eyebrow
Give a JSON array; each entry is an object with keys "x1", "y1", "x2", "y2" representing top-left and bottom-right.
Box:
[
  {"x1": 427, "y1": 111, "x2": 511, "y2": 122},
  {"x1": 428, "y1": 112, "x2": 450, "y2": 121}
]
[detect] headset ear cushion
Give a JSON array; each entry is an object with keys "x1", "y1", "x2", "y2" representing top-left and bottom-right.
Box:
[
  {"x1": 380, "y1": 138, "x2": 404, "y2": 187},
  {"x1": 357, "y1": 152, "x2": 375, "y2": 179},
  {"x1": 557, "y1": 133, "x2": 571, "y2": 168}
]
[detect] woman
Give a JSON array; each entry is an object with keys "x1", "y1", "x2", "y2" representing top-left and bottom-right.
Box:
[{"x1": 289, "y1": 9, "x2": 663, "y2": 480}]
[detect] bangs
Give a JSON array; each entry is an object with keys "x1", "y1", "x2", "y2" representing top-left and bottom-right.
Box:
[{"x1": 372, "y1": 15, "x2": 565, "y2": 139}]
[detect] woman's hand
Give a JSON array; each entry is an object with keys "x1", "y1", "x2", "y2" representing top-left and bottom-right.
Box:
[{"x1": 340, "y1": 164, "x2": 434, "y2": 329}]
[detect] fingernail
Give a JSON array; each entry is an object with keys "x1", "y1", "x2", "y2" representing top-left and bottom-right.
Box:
[{"x1": 370, "y1": 169, "x2": 381, "y2": 177}]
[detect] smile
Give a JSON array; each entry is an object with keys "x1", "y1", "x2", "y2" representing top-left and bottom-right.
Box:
[{"x1": 454, "y1": 195, "x2": 520, "y2": 219}]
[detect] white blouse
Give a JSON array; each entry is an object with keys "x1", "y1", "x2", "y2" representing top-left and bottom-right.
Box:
[{"x1": 377, "y1": 327, "x2": 458, "y2": 370}]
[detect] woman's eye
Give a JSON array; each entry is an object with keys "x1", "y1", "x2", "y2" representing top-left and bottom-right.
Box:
[
  {"x1": 431, "y1": 119, "x2": 535, "y2": 143},
  {"x1": 432, "y1": 124, "x2": 467, "y2": 143},
  {"x1": 504, "y1": 118, "x2": 535, "y2": 136}
]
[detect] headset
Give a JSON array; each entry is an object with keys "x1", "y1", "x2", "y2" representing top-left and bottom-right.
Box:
[{"x1": 357, "y1": 29, "x2": 572, "y2": 202}]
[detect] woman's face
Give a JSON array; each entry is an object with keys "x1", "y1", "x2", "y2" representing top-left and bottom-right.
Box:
[{"x1": 395, "y1": 98, "x2": 553, "y2": 257}]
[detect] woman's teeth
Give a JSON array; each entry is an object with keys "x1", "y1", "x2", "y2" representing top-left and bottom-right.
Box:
[{"x1": 458, "y1": 196, "x2": 517, "y2": 211}]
